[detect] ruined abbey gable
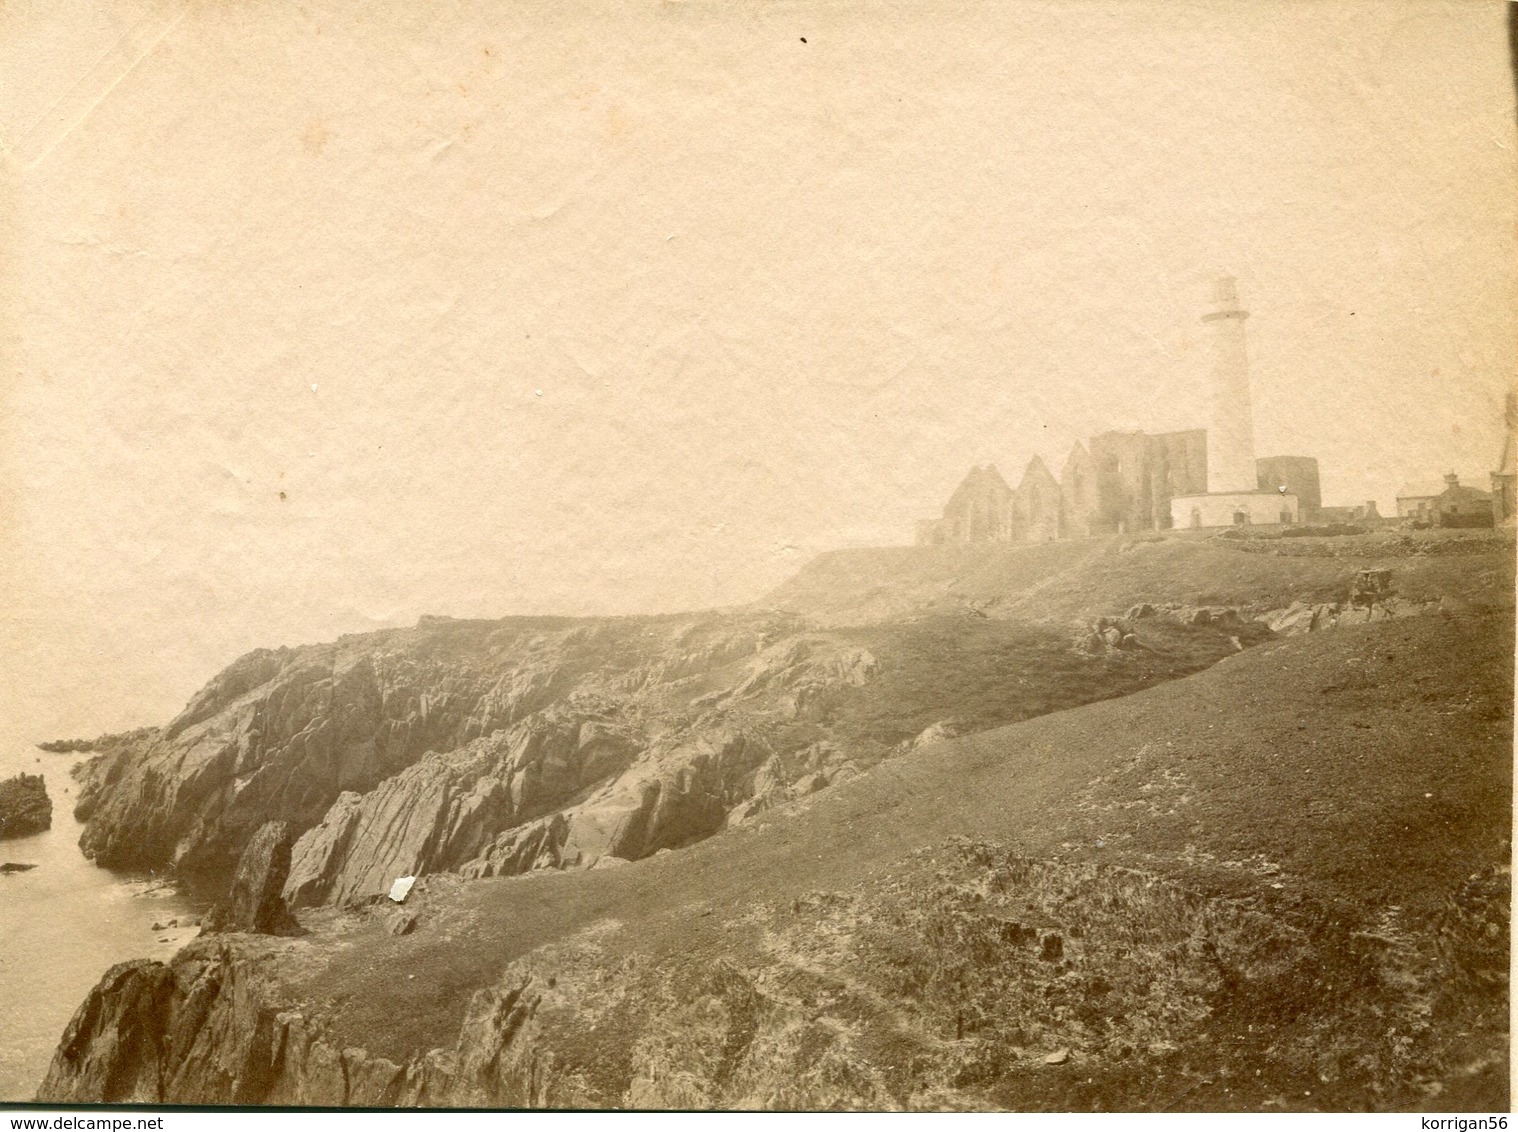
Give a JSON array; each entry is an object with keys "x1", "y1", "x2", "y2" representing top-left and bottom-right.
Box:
[{"x1": 917, "y1": 429, "x2": 1209, "y2": 545}]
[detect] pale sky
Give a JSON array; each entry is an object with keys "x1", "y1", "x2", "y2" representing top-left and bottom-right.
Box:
[{"x1": 2, "y1": 0, "x2": 1514, "y2": 736}]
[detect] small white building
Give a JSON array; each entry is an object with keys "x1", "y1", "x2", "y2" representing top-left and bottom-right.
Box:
[
  {"x1": 1395, "y1": 481, "x2": 1445, "y2": 522},
  {"x1": 1172, "y1": 490, "x2": 1299, "y2": 529}
]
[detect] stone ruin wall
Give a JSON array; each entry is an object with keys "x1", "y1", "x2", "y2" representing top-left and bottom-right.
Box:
[{"x1": 918, "y1": 429, "x2": 1209, "y2": 546}]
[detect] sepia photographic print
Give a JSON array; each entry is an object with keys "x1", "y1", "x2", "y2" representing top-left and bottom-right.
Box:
[{"x1": 1, "y1": 0, "x2": 1514, "y2": 1116}]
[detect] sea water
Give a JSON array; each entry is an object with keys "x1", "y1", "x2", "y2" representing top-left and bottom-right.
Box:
[{"x1": 0, "y1": 732, "x2": 206, "y2": 1101}]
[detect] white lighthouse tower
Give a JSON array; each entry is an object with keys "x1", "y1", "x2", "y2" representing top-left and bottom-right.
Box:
[
  {"x1": 1203, "y1": 277, "x2": 1257, "y2": 493},
  {"x1": 1169, "y1": 277, "x2": 1299, "y2": 529}
]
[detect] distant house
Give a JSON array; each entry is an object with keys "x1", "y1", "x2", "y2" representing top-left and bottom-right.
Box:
[
  {"x1": 1432, "y1": 474, "x2": 1494, "y2": 528},
  {"x1": 1395, "y1": 481, "x2": 1446, "y2": 523},
  {"x1": 1399, "y1": 474, "x2": 1493, "y2": 527}
]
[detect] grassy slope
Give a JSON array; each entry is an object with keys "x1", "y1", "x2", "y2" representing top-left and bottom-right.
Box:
[
  {"x1": 765, "y1": 531, "x2": 1514, "y2": 625},
  {"x1": 770, "y1": 614, "x2": 1269, "y2": 759},
  {"x1": 273, "y1": 605, "x2": 1510, "y2": 1109},
  {"x1": 995, "y1": 532, "x2": 1514, "y2": 623}
]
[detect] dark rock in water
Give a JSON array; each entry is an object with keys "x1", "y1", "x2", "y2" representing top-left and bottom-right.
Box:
[
  {"x1": 0, "y1": 773, "x2": 51, "y2": 839},
  {"x1": 1, "y1": 861, "x2": 37, "y2": 874},
  {"x1": 201, "y1": 821, "x2": 302, "y2": 936}
]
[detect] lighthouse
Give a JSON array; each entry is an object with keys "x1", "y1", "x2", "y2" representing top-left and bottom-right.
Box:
[
  {"x1": 1203, "y1": 277, "x2": 1257, "y2": 493},
  {"x1": 1168, "y1": 277, "x2": 1300, "y2": 529}
]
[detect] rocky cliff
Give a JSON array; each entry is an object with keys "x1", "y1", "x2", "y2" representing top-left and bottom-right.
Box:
[
  {"x1": 71, "y1": 597, "x2": 1258, "y2": 910},
  {"x1": 203, "y1": 822, "x2": 302, "y2": 936},
  {"x1": 71, "y1": 611, "x2": 844, "y2": 887},
  {"x1": 36, "y1": 533, "x2": 1515, "y2": 1109},
  {"x1": 38, "y1": 609, "x2": 1514, "y2": 1109},
  {"x1": 38, "y1": 926, "x2": 579, "y2": 1107}
]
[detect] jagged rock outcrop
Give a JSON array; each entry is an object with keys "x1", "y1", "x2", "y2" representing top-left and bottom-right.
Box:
[
  {"x1": 1126, "y1": 602, "x2": 1250, "y2": 628},
  {"x1": 36, "y1": 936, "x2": 556, "y2": 1107},
  {"x1": 701, "y1": 636, "x2": 876, "y2": 716},
  {"x1": 1125, "y1": 596, "x2": 1448, "y2": 641},
  {"x1": 569, "y1": 727, "x2": 773, "y2": 861},
  {"x1": 1259, "y1": 596, "x2": 1444, "y2": 637},
  {"x1": 1074, "y1": 616, "x2": 1142, "y2": 654},
  {"x1": 0, "y1": 773, "x2": 51, "y2": 839},
  {"x1": 71, "y1": 639, "x2": 526, "y2": 874},
  {"x1": 69, "y1": 613, "x2": 814, "y2": 878},
  {"x1": 203, "y1": 821, "x2": 301, "y2": 936},
  {"x1": 282, "y1": 708, "x2": 644, "y2": 904},
  {"x1": 69, "y1": 608, "x2": 901, "y2": 909},
  {"x1": 1263, "y1": 601, "x2": 1337, "y2": 635},
  {"x1": 459, "y1": 726, "x2": 774, "y2": 877},
  {"x1": 455, "y1": 814, "x2": 570, "y2": 879},
  {"x1": 38, "y1": 959, "x2": 178, "y2": 1103},
  {"x1": 725, "y1": 752, "x2": 847, "y2": 826},
  {"x1": 894, "y1": 721, "x2": 958, "y2": 755},
  {"x1": 39, "y1": 941, "x2": 324, "y2": 1105},
  {"x1": 283, "y1": 708, "x2": 825, "y2": 897}
]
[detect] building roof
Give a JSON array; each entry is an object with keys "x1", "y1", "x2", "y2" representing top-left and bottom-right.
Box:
[
  {"x1": 1397, "y1": 477, "x2": 1494, "y2": 503},
  {"x1": 1438, "y1": 484, "x2": 1492, "y2": 504}
]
